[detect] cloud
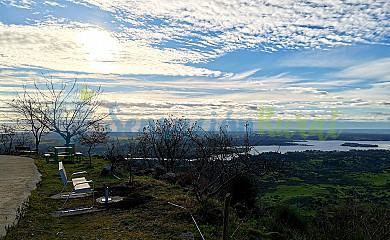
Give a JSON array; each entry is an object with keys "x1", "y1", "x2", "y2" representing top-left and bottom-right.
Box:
[
  {"x1": 0, "y1": 22, "x2": 222, "y2": 76},
  {"x1": 43, "y1": 1, "x2": 65, "y2": 7},
  {"x1": 1, "y1": 1, "x2": 389, "y2": 123},
  {"x1": 1, "y1": 70, "x2": 389, "y2": 122},
  {"x1": 333, "y1": 58, "x2": 390, "y2": 80},
  {"x1": 0, "y1": 0, "x2": 36, "y2": 9},
  {"x1": 34, "y1": 71, "x2": 301, "y2": 92},
  {"x1": 69, "y1": 0, "x2": 389, "y2": 54},
  {"x1": 280, "y1": 47, "x2": 366, "y2": 68},
  {"x1": 333, "y1": 81, "x2": 390, "y2": 109},
  {"x1": 291, "y1": 79, "x2": 363, "y2": 89},
  {"x1": 1, "y1": 1, "x2": 389, "y2": 78},
  {"x1": 2, "y1": 65, "x2": 388, "y2": 122},
  {"x1": 220, "y1": 68, "x2": 261, "y2": 80}
]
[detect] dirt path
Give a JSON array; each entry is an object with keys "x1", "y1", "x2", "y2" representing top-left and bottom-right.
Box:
[{"x1": 0, "y1": 155, "x2": 41, "y2": 238}]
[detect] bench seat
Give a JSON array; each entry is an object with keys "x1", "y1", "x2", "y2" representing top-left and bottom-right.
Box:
[{"x1": 72, "y1": 177, "x2": 91, "y2": 192}]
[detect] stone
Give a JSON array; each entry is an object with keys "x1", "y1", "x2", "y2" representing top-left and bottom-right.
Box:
[
  {"x1": 179, "y1": 231, "x2": 195, "y2": 240},
  {"x1": 153, "y1": 165, "x2": 166, "y2": 178}
]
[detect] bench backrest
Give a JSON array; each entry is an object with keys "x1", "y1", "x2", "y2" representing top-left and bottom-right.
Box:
[
  {"x1": 59, "y1": 162, "x2": 67, "y2": 184},
  {"x1": 15, "y1": 146, "x2": 31, "y2": 151},
  {"x1": 55, "y1": 146, "x2": 75, "y2": 155}
]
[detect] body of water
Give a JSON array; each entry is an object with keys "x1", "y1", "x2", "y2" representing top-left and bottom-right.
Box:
[{"x1": 252, "y1": 140, "x2": 390, "y2": 154}]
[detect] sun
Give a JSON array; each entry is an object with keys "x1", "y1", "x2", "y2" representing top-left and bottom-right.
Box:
[{"x1": 76, "y1": 29, "x2": 119, "y2": 63}]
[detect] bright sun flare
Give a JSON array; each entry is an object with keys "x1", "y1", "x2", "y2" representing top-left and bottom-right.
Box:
[{"x1": 76, "y1": 29, "x2": 119, "y2": 62}]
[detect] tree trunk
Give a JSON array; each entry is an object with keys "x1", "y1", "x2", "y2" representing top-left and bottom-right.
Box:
[
  {"x1": 222, "y1": 193, "x2": 232, "y2": 240},
  {"x1": 35, "y1": 136, "x2": 40, "y2": 153},
  {"x1": 88, "y1": 148, "x2": 92, "y2": 166},
  {"x1": 128, "y1": 158, "x2": 133, "y2": 185},
  {"x1": 8, "y1": 142, "x2": 12, "y2": 155},
  {"x1": 65, "y1": 136, "x2": 71, "y2": 147}
]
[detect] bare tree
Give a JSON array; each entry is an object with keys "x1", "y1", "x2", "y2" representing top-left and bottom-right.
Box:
[
  {"x1": 137, "y1": 134, "x2": 153, "y2": 169},
  {"x1": 138, "y1": 118, "x2": 274, "y2": 205},
  {"x1": 189, "y1": 124, "x2": 273, "y2": 205},
  {"x1": 104, "y1": 137, "x2": 126, "y2": 171},
  {"x1": 125, "y1": 138, "x2": 140, "y2": 185},
  {"x1": 139, "y1": 117, "x2": 196, "y2": 172},
  {"x1": 80, "y1": 123, "x2": 109, "y2": 166},
  {"x1": 12, "y1": 76, "x2": 107, "y2": 146},
  {"x1": 14, "y1": 120, "x2": 32, "y2": 147},
  {"x1": 9, "y1": 86, "x2": 50, "y2": 152},
  {"x1": 0, "y1": 124, "x2": 16, "y2": 155}
]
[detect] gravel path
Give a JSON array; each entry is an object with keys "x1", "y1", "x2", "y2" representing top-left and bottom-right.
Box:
[{"x1": 0, "y1": 155, "x2": 41, "y2": 238}]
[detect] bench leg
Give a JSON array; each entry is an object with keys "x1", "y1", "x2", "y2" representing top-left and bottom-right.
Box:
[
  {"x1": 61, "y1": 191, "x2": 72, "y2": 209},
  {"x1": 60, "y1": 187, "x2": 94, "y2": 210},
  {"x1": 75, "y1": 155, "x2": 82, "y2": 162},
  {"x1": 60, "y1": 184, "x2": 69, "y2": 196}
]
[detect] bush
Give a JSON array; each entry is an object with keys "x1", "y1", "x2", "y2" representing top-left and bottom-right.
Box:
[
  {"x1": 196, "y1": 200, "x2": 223, "y2": 225},
  {"x1": 308, "y1": 202, "x2": 390, "y2": 240},
  {"x1": 274, "y1": 204, "x2": 308, "y2": 232},
  {"x1": 226, "y1": 174, "x2": 258, "y2": 209}
]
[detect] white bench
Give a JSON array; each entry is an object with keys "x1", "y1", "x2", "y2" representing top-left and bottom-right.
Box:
[{"x1": 58, "y1": 162, "x2": 94, "y2": 210}]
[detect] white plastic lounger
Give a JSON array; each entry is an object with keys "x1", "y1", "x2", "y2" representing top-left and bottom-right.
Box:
[{"x1": 58, "y1": 161, "x2": 94, "y2": 210}]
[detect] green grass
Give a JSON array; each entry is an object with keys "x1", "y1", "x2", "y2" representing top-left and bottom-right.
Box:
[
  {"x1": 356, "y1": 171, "x2": 390, "y2": 186},
  {"x1": 5, "y1": 150, "x2": 390, "y2": 239},
  {"x1": 3, "y1": 157, "x2": 198, "y2": 240},
  {"x1": 3, "y1": 156, "x2": 278, "y2": 240},
  {"x1": 308, "y1": 159, "x2": 323, "y2": 165},
  {"x1": 261, "y1": 184, "x2": 330, "y2": 202}
]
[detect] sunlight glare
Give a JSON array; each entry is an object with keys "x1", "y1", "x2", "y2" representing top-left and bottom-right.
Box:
[{"x1": 76, "y1": 29, "x2": 119, "y2": 63}]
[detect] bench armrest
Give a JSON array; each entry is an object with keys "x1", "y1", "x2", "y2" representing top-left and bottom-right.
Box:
[{"x1": 70, "y1": 171, "x2": 88, "y2": 178}]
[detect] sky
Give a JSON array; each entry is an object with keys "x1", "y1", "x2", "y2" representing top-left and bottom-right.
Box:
[{"x1": 0, "y1": 0, "x2": 389, "y2": 131}]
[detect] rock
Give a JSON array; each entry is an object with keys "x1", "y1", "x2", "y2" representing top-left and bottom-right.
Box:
[
  {"x1": 159, "y1": 173, "x2": 168, "y2": 180},
  {"x1": 100, "y1": 166, "x2": 111, "y2": 176},
  {"x1": 101, "y1": 166, "x2": 123, "y2": 177},
  {"x1": 159, "y1": 172, "x2": 177, "y2": 183},
  {"x1": 153, "y1": 165, "x2": 166, "y2": 178},
  {"x1": 179, "y1": 231, "x2": 195, "y2": 240},
  {"x1": 175, "y1": 172, "x2": 193, "y2": 187}
]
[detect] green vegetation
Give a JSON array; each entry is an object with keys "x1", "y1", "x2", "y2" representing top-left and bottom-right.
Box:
[
  {"x1": 3, "y1": 156, "x2": 269, "y2": 240},
  {"x1": 262, "y1": 184, "x2": 330, "y2": 202},
  {"x1": 3, "y1": 149, "x2": 390, "y2": 239},
  {"x1": 356, "y1": 171, "x2": 390, "y2": 186},
  {"x1": 3, "y1": 157, "x2": 197, "y2": 239},
  {"x1": 260, "y1": 150, "x2": 390, "y2": 205},
  {"x1": 255, "y1": 150, "x2": 390, "y2": 239}
]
